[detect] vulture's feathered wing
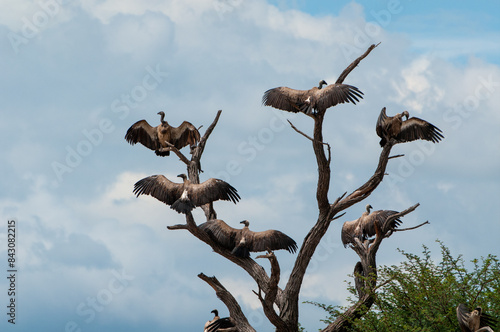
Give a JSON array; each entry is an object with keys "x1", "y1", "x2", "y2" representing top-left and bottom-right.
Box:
[
  {"x1": 133, "y1": 174, "x2": 240, "y2": 214},
  {"x1": 263, "y1": 80, "x2": 363, "y2": 116},
  {"x1": 199, "y1": 219, "x2": 298, "y2": 258},
  {"x1": 204, "y1": 310, "x2": 236, "y2": 332},
  {"x1": 376, "y1": 107, "x2": 443, "y2": 147},
  {"x1": 457, "y1": 303, "x2": 497, "y2": 332},
  {"x1": 125, "y1": 119, "x2": 162, "y2": 152},
  {"x1": 341, "y1": 205, "x2": 402, "y2": 247},
  {"x1": 167, "y1": 121, "x2": 200, "y2": 150},
  {"x1": 125, "y1": 111, "x2": 200, "y2": 156}
]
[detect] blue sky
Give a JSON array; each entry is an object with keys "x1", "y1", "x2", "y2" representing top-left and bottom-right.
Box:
[{"x1": 1, "y1": 0, "x2": 499, "y2": 331}]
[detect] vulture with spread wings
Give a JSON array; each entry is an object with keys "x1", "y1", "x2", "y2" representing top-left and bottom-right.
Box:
[
  {"x1": 341, "y1": 204, "x2": 403, "y2": 247},
  {"x1": 262, "y1": 80, "x2": 363, "y2": 116},
  {"x1": 457, "y1": 303, "x2": 497, "y2": 332},
  {"x1": 199, "y1": 219, "x2": 298, "y2": 258},
  {"x1": 204, "y1": 309, "x2": 236, "y2": 332},
  {"x1": 125, "y1": 111, "x2": 200, "y2": 156},
  {"x1": 376, "y1": 107, "x2": 443, "y2": 147},
  {"x1": 133, "y1": 174, "x2": 240, "y2": 214}
]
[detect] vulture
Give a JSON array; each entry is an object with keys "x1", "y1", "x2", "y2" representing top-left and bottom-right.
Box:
[
  {"x1": 199, "y1": 219, "x2": 298, "y2": 258},
  {"x1": 262, "y1": 80, "x2": 363, "y2": 116},
  {"x1": 133, "y1": 174, "x2": 240, "y2": 214},
  {"x1": 457, "y1": 303, "x2": 497, "y2": 332},
  {"x1": 204, "y1": 309, "x2": 236, "y2": 332},
  {"x1": 125, "y1": 111, "x2": 200, "y2": 156},
  {"x1": 341, "y1": 204, "x2": 402, "y2": 247},
  {"x1": 376, "y1": 107, "x2": 444, "y2": 147}
]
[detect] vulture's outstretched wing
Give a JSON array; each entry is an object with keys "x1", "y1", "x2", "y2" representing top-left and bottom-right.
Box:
[
  {"x1": 341, "y1": 219, "x2": 359, "y2": 247},
  {"x1": 315, "y1": 83, "x2": 363, "y2": 110},
  {"x1": 205, "y1": 317, "x2": 235, "y2": 332},
  {"x1": 251, "y1": 229, "x2": 298, "y2": 253},
  {"x1": 457, "y1": 304, "x2": 474, "y2": 332},
  {"x1": 375, "y1": 107, "x2": 389, "y2": 137},
  {"x1": 481, "y1": 312, "x2": 498, "y2": 331},
  {"x1": 133, "y1": 175, "x2": 183, "y2": 205},
  {"x1": 262, "y1": 86, "x2": 307, "y2": 113},
  {"x1": 363, "y1": 210, "x2": 401, "y2": 238},
  {"x1": 169, "y1": 121, "x2": 201, "y2": 149},
  {"x1": 198, "y1": 219, "x2": 238, "y2": 250},
  {"x1": 125, "y1": 120, "x2": 159, "y2": 150},
  {"x1": 398, "y1": 117, "x2": 444, "y2": 143},
  {"x1": 187, "y1": 178, "x2": 240, "y2": 207}
]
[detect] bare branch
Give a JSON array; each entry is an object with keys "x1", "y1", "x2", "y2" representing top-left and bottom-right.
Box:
[
  {"x1": 330, "y1": 140, "x2": 395, "y2": 218},
  {"x1": 255, "y1": 252, "x2": 288, "y2": 330},
  {"x1": 288, "y1": 120, "x2": 314, "y2": 141},
  {"x1": 388, "y1": 154, "x2": 405, "y2": 160},
  {"x1": 331, "y1": 212, "x2": 346, "y2": 221},
  {"x1": 162, "y1": 141, "x2": 191, "y2": 165},
  {"x1": 192, "y1": 110, "x2": 222, "y2": 162},
  {"x1": 166, "y1": 224, "x2": 188, "y2": 230},
  {"x1": 198, "y1": 273, "x2": 255, "y2": 332},
  {"x1": 392, "y1": 220, "x2": 429, "y2": 232},
  {"x1": 335, "y1": 43, "x2": 380, "y2": 84},
  {"x1": 187, "y1": 110, "x2": 223, "y2": 220}
]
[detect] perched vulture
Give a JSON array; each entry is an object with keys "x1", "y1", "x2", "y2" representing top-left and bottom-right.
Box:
[
  {"x1": 125, "y1": 111, "x2": 200, "y2": 156},
  {"x1": 199, "y1": 219, "x2": 298, "y2": 258},
  {"x1": 204, "y1": 309, "x2": 236, "y2": 332},
  {"x1": 457, "y1": 304, "x2": 497, "y2": 332},
  {"x1": 341, "y1": 204, "x2": 402, "y2": 247},
  {"x1": 376, "y1": 107, "x2": 444, "y2": 147},
  {"x1": 262, "y1": 80, "x2": 363, "y2": 116},
  {"x1": 133, "y1": 174, "x2": 240, "y2": 214}
]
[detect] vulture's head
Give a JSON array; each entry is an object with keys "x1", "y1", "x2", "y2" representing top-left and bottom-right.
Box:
[
  {"x1": 211, "y1": 309, "x2": 218, "y2": 316},
  {"x1": 240, "y1": 220, "x2": 250, "y2": 227},
  {"x1": 177, "y1": 174, "x2": 188, "y2": 181},
  {"x1": 366, "y1": 204, "x2": 373, "y2": 213},
  {"x1": 318, "y1": 80, "x2": 328, "y2": 89},
  {"x1": 157, "y1": 111, "x2": 166, "y2": 122},
  {"x1": 402, "y1": 110, "x2": 409, "y2": 120}
]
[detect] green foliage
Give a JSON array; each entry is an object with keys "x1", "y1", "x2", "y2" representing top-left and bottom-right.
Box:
[{"x1": 308, "y1": 240, "x2": 500, "y2": 331}]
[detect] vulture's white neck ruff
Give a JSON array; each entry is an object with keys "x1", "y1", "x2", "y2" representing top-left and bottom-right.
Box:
[{"x1": 180, "y1": 190, "x2": 189, "y2": 200}]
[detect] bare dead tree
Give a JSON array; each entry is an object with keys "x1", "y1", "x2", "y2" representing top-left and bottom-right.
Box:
[{"x1": 141, "y1": 43, "x2": 433, "y2": 331}]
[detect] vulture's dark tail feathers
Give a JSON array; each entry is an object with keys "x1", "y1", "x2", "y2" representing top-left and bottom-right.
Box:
[
  {"x1": 171, "y1": 199, "x2": 195, "y2": 214},
  {"x1": 232, "y1": 246, "x2": 250, "y2": 258},
  {"x1": 155, "y1": 149, "x2": 170, "y2": 157}
]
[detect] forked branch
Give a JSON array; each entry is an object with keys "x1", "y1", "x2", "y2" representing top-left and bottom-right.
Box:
[{"x1": 255, "y1": 252, "x2": 288, "y2": 330}]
